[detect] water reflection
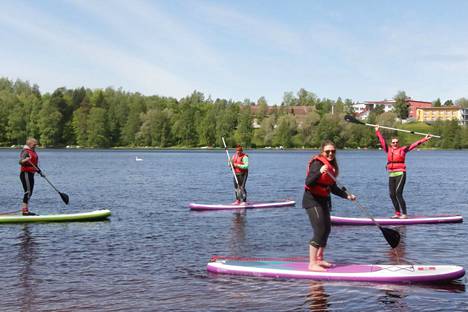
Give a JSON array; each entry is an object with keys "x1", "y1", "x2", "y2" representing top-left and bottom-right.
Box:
[
  {"x1": 17, "y1": 225, "x2": 37, "y2": 311},
  {"x1": 388, "y1": 226, "x2": 407, "y2": 264},
  {"x1": 228, "y1": 212, "x2": 247, "y2": 255},
  {"x1": 305, "y1": 281, "x2": 330, "y2": 312}
]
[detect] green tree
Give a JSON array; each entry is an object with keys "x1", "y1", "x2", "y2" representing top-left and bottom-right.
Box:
[
  {"x1": 433, "y1": 98, "x2": 442, "y2": 107},
  {"x1": 393, "y1": 91, "x2": 409, "y2": 119},
  {"x1": 273, "y1": 115, "x2": 297, "y2": 147},
  {"x1": 215, "y1": 102, "x2": 239, "y2": 146},
  {"x1": 87, "y1": 107, "x2": 110, "y2": 147},
  {"x1": 253, "y1": 115, "x2": 275, "y2": 147},
  {"x1": 367, "y1": 105, "x2": 385, "y2": 124},
  {"x1": 256, "y1": 96, "x2": 269, "y2": 120},
  {"x1": 282, "y1": 91, "x2": 297, "y2": 106},
  {"x1": 455, "y1": 98, "x2": 468, "y2": 108},
  {"x1": 298, "y1": 110, "x2": 320, "y2": 146},
  {"x1": 314, "y1": 114, "x2": 345, "y2": 147},
  {"x1": 72, "y1": 106, "x2": 89, "y2": 146},
  {"x1": 6, "y1": 97, "x2": 27, "y2": 145},
  {"x1": 137, "y1": 108, "x2": 173, "y2": 147},
  {"x1": 235, "y1": 107, "x2": 253, "y2": 147},
  {"x1": 344, "y1": 99, "x2": 355, "y2": 114},
  {"x1": 121, "y1": 96, "x2": 145, "y2": 145},
  {"x1": 38, "y1": 95, "x2": 62, "y2": 146},
  {"x1": 297, "y1": 88, "x2": 317, "y2": 106},
  {"x1": 197, "y1": 106, "x2": 217, "y2": 146}
]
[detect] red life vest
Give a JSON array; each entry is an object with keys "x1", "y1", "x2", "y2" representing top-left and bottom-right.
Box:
[
  {"x1": 20, "y1": 147, "x2": 39, "y2": 173},
  {"x1": 386, "y1": 147, "x2": 406, "y2": 172},
  {"x1": 232, "y1": 153, "x2": 248, "y2": 174},
  {"x1": 304, "y1": 155, "x2": 336, "y2": 197}
]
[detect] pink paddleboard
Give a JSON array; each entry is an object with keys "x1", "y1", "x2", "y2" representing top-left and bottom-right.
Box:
[
  {"x1": 189, "y1": 200, "x2": 295, "y2": 211},
  {"x1": 331, "y1": 215, "x2": 463, "y2": 225},
  {"x1": 207, "y1": 257, "x2": 465, "y2": 283}
]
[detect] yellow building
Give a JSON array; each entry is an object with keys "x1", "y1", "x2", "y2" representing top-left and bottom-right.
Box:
[{"x1": 415, "y1": 106, "x2": 462, "y2": 123}]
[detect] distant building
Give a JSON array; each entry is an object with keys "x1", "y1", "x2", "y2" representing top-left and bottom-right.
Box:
[
  {"x1": 250, "y1": 105, "x2": 314, "y2": 128},
  {"x1": 415, "y1": 106, "x2": 464, "y2": 124},
  {"x1": 462, "y1": 108, "x2": 468, "y2": 126},
  {"x1": 407, "y1": 100, "x2": 433, "y2": 118},
  {"x1": 354, "y1": 98, "x2": 432, "y2": 119}
]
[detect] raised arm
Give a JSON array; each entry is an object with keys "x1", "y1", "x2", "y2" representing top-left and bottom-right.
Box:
[
  {"x1": 375, "y1": 127, "x2": 388, "y2": 153},
  {"x1": 406, "y1": 134, "x2": 431, "y2": 152}
]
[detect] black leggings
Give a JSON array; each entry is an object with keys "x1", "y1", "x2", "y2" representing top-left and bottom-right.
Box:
[
  {"x1": 234, "y1": 172, "x2": 248, "y2": 201},
  {"x1": 389, "y1": 172, "x2": 406, "y2": 215},
  {"x1": 20, "y1": 171, "x2": 35, "y2": 204},
  {"x1": 304, "y1": 193, "x2": 331, "y2": 248}
]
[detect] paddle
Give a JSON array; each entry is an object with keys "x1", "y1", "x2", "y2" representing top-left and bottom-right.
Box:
[
  {"x1": 29, "y1": 162, "x2": 70, "y2": 205},
  {"x1": 344, "y1": 114, "x2": 441, "y2": 138},
  {"x1": 326, "y1": 172, "x2": 400, "y2": 249},
  {"x1": 221, "y1": 137, "x2": 246, "y2": 202}
]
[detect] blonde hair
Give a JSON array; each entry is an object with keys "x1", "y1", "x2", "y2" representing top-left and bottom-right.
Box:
[{"x1": 26, "y1": 137, "x2": 38, "y2": 145}]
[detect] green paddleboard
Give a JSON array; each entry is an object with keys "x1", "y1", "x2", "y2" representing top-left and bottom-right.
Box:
[{"x1": 0, "y1": 209, "x2": 111, "y2": 224}]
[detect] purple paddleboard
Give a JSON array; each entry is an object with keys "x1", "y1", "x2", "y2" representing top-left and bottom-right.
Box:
[
  {"x1": 331, "y1": 215, "x2": 463, "y2": 225},
  {"x1": 189, "y1": 200, "x2": 295, "y2": 211},
  {"x1": 207, "y1": 257, "x2": 465, "y2": 283}
]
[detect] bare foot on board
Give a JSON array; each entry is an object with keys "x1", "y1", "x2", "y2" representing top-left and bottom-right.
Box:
[
  {"x1": 317, "y1": 260, "x2": 333, "y2": 268},
  {"x1": 308, "y1": 264, "x2": 327, "y2": 272}
]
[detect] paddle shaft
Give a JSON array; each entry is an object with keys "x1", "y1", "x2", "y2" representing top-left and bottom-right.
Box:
[
  {"x1": 28, "y1": 162, "x2": 60, "y2": 193},
  {"x1": 28, "y1": 161, "x2": 69, "y2": 204},
  {"x1": 221, "y1": 137, "x2": 241, "y2": 187},
  {"x1": 325, "y1": 172, "x2": 387, "y2": 230},
  {"x1": 365, "y1": 122, "x2": 441, "y2": 138}
]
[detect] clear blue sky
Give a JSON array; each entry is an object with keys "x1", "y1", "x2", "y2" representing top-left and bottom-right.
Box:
[{"x1": 1, "y1": 0, "x2": 467, "y2": 105}]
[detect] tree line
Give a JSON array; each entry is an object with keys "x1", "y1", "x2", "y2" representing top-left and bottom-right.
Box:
[{"x1": 1, "y1": 77, "x2": 468, "y2": 149}]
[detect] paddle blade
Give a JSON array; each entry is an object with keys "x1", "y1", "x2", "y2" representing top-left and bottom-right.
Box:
[
  {"x1": 60, "y1": 192, "x2": 70, "y2": 205},
  {"x1": 380, "y1": 227, "x2": 400, "y2": 249},
  {"x1": 344, "y1": 114, "x2": 364, "y2": 125}
]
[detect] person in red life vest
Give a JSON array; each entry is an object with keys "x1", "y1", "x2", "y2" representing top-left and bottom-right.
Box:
[
  {"x1": 303, "y1": 140, "x2": 356, "y2": 272},
  {"x1": 231, "y1": 144, "x2": 249, "y2": 205},
  {"x1": 375, "y1": 126, "x2": 432, "y2": 219},
  {"x1": 19, "y1": 137, "x2": 43, "y2": 216}
]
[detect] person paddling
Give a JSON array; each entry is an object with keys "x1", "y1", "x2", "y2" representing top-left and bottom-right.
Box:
[
  {"x1": 375, "y1": 126, "x2": 432, "y2": 219},
  {"x1": 303, "y1": 141, "x2": 356, "y2": 272},
  {"x1": 19, "y1": 138, "x2": 43, "y2": 216},
  {"x1": 231, "y1": 145, "x2": 249, "y2": 205}
]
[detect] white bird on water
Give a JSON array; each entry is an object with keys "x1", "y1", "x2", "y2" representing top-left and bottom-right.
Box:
[{"x1": 135, "y1": 156, "x2": 143, "y2": 161}]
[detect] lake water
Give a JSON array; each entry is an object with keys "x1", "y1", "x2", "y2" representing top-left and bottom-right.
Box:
[{"x1": 0, "y1": 149, "x2": 467, "y2": 311}]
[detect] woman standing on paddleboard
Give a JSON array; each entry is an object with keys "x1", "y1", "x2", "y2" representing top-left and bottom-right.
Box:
[
  {"x1": 231, "y1": 145, "x2": 249, "y2": 205},
  {"x1": 303, "y1": 140, "x2": 356, "y2": 272},
  {"x1": 19, "y1": 137, "x2": 42, "y2": 216},
  {"x1": 375, "y1": 126, "x2": 431, "y2": 219}
]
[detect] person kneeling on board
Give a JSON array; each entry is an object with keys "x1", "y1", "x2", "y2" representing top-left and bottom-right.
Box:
[
  {"x1": 303, "y1": 140, "x2": 356, "y2": 272},
  {"x1": 19, "y1": 137, "x2": 43, "y2": 216}
]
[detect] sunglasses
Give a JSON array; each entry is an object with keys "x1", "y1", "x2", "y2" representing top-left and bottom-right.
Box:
[
  {"x1": 324, "y1": 150, "x2": 336, "y2": 155},
  {"x1": 391, "y1": 141, "x2": 399, "y2": 144}
]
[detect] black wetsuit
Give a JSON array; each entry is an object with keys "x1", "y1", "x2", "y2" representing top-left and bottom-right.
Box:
[
  {"x1": 19, "y1": 150, "x2": 36, "y2": 204},
  {"x1": 234, "y1": 172, "x2": 248, "y2": 201},
  {"x1": 20, "y1": 172, "x2": 35, "y2": 203},
  {"x1": 302, "y1": 159, "x2": 348, "y2": 248},
  {"x1": 389, "y1": 172, "x2": 407, "y2": 215}
]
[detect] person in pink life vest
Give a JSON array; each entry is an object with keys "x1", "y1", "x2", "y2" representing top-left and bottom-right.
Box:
[
  {"x1": 19, "y1": 137, "x2": 43, "y2": 216},
  {"x1": 303, "y1": 140, "x2": 356, "y2": 272},
  {"x1": 230, "y1": 145, "x2": 249, "y2": 205},
  {"x1": 375, "y1": 125, "x2": 432, "y2": 219}
]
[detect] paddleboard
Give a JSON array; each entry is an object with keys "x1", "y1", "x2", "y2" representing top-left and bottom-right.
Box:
[
  {"x1": 331, "y1": 215, "x2": 463, "y2": 225},
  {"x1": 0, "y1": 209, "x2": 111, "y2": 224},
  {"x1": 189, "y1": 200, "x2": 295, "y2": 211},
  {"x1": 207, "y1": 257, "x2": 465, "y2": 283}
]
